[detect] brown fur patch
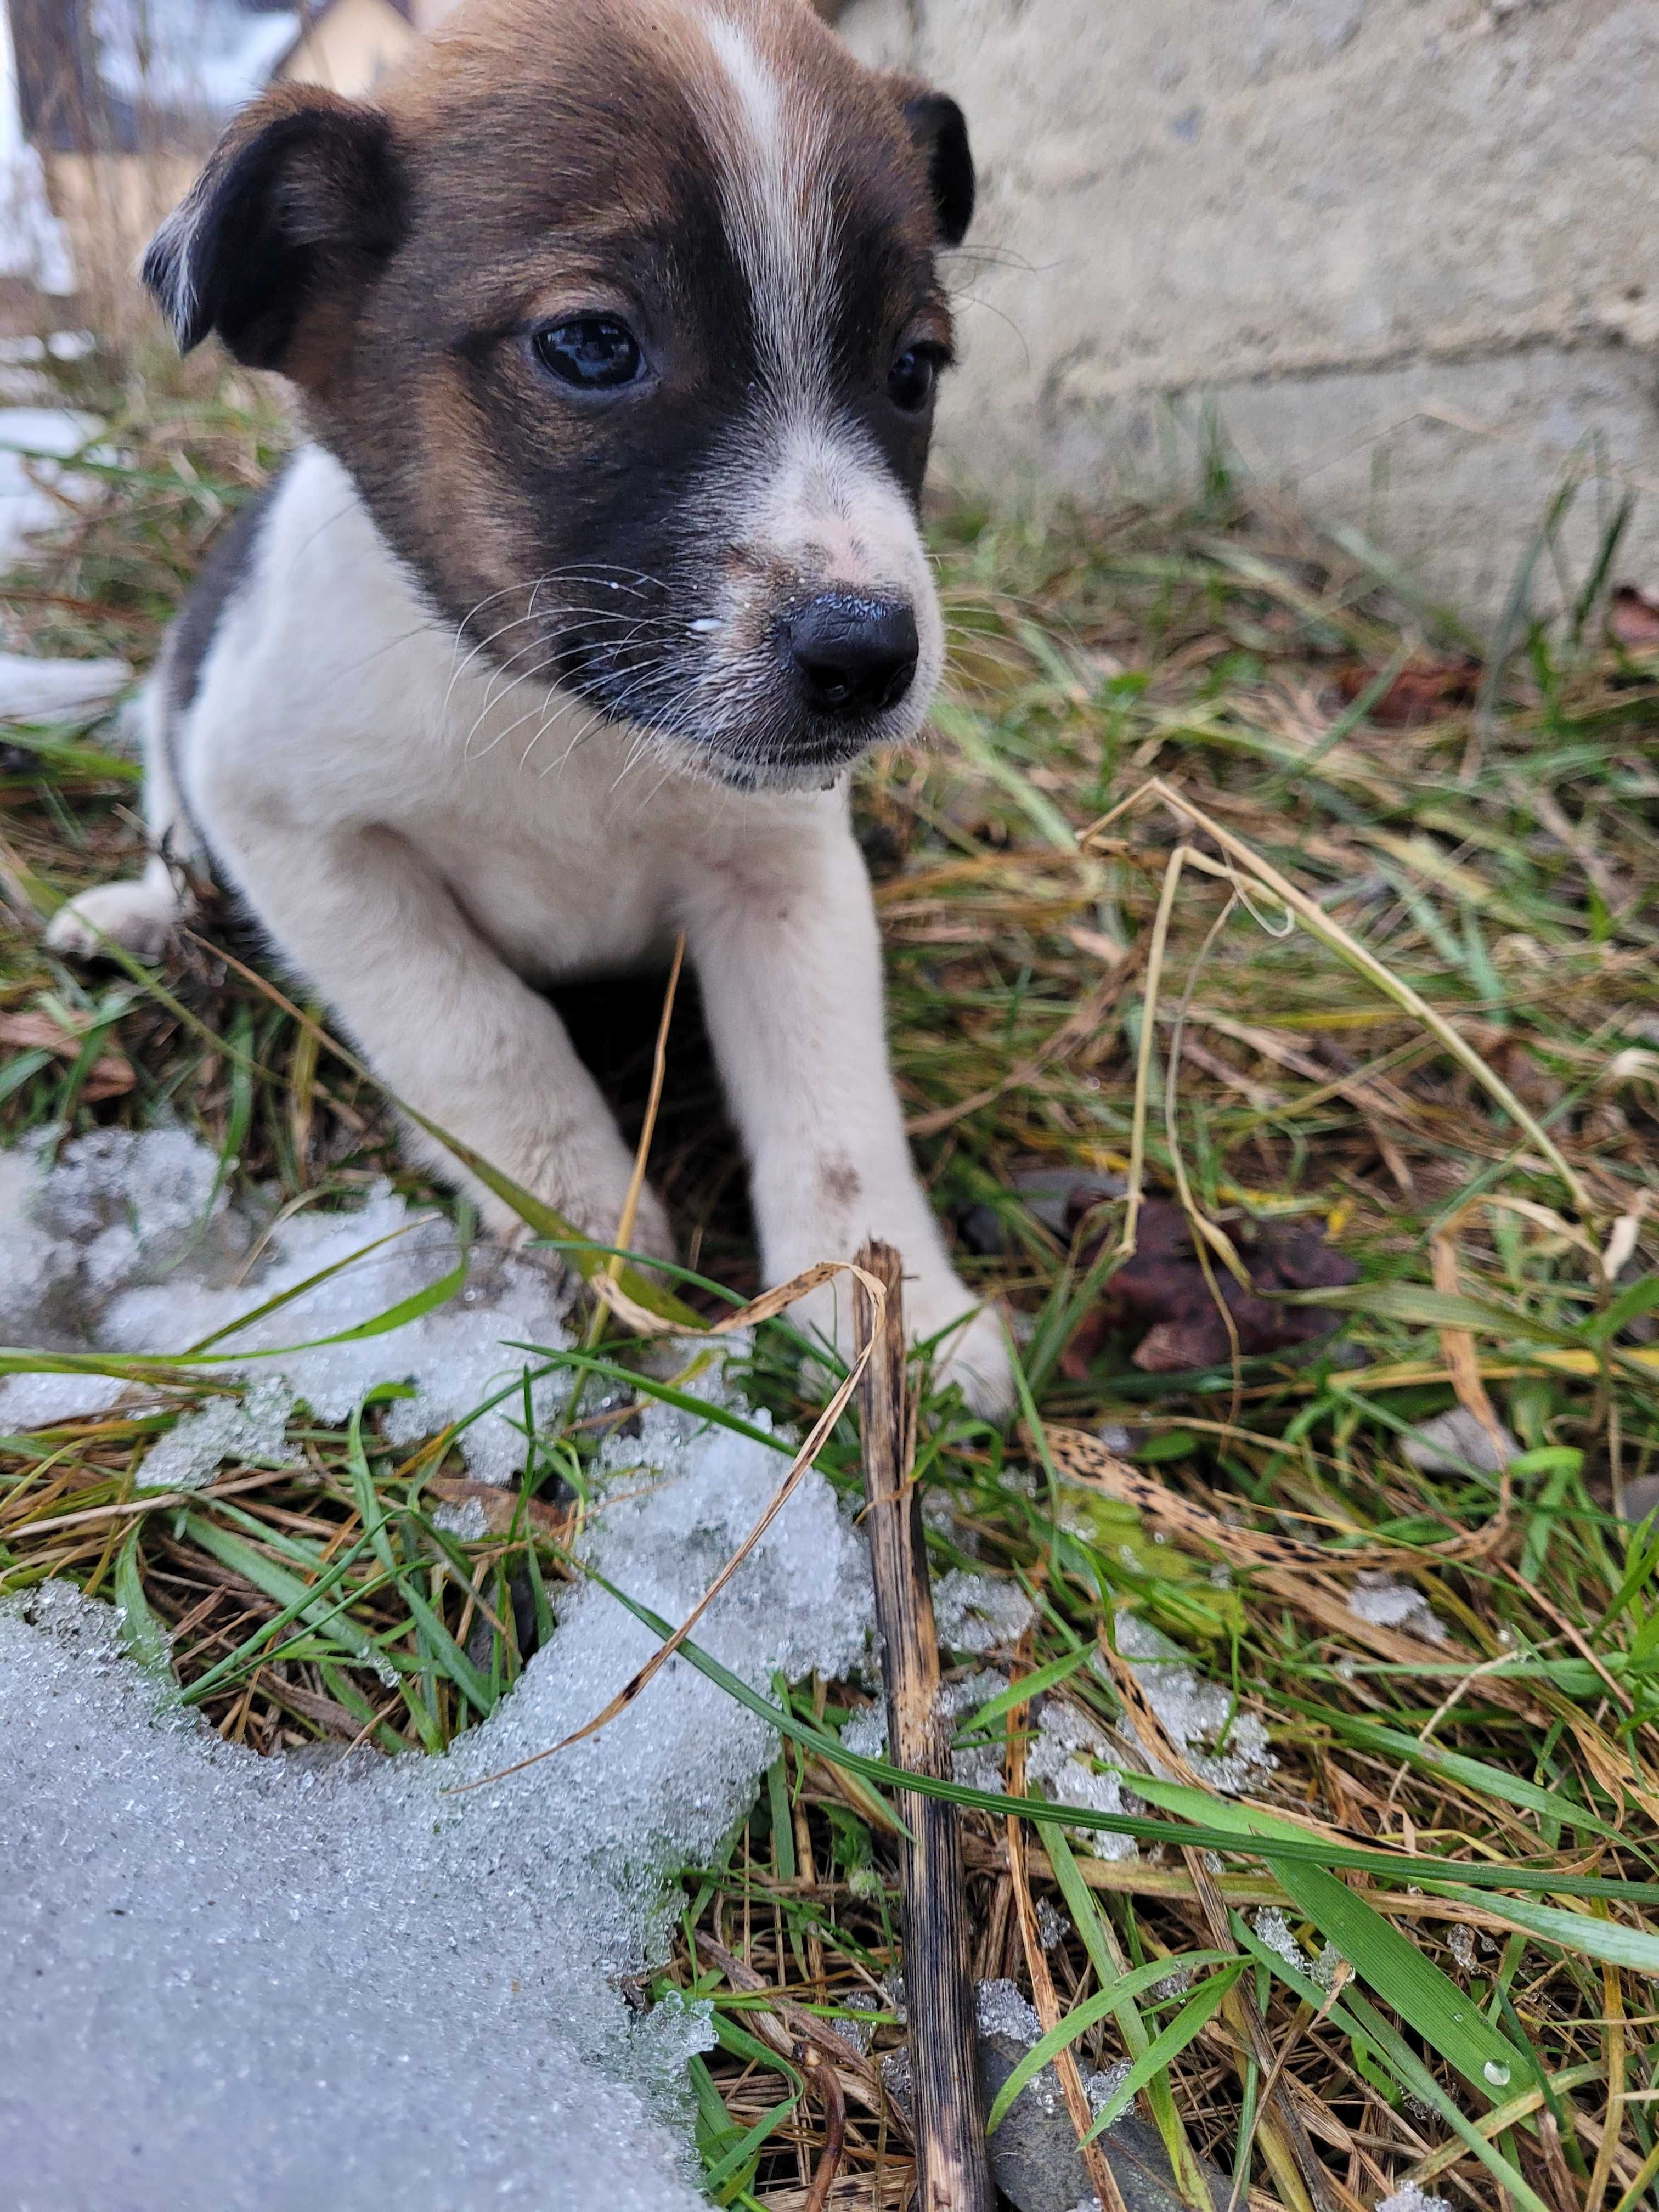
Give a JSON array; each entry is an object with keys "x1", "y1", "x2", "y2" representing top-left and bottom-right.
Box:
[{"x1": 819, "y1": 1153, "x2": 862, "y2": 1213}]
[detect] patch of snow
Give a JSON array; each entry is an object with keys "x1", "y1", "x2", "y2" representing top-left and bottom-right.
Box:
[
  {"x1": 1084, "y1": 2056, "x2": 1133, "y2": 2120},
  {"x1": 933, "y1": 1567, "x2": 1035, "y2": 1655},
  {"x1": 1401, "y1": 1405, "x2": 1516, "y2": 1475},
  {"x1": 1, "y1": 1355, "x2": 874, "y2": 2210},
  {"x1": 134, "y1": 1372, "x2": 296, "y2": 1492},
  {"x1": 1025, "y1": 1695, "x2": 1138, "y2": 1859},
  {"x1": 0, "y1": 368, "x2": 53, "y2": 405},
  {"x1": 0, "y1": 652, "x2": 131, "y2": 724},
  {"x1": 839, "y1": 1699, "x2": 887, "y2": 1759},
  {"x1": 430, "y1": 1495, "x2": 490, "y2": 1541},
  {"x1": 1111, "y1": 1610, "x2": 1276, "y2": 1792},
  {"x1": 1348, "y1": 1573, "x2": 1449, "y2": 1646},
  {"x1": 0, "y1": 408, "x2": 108, "y2": 567},
  {"x1": 1036, "y1": 1895, "x2": 1066, "y2": 1950},
  {"x1": 881, "y1": 2040, "x2": 913, "y2": 2114},
  {"x1": 0, "y1": 333, "x2": 95, "y2": 365},
  {"x1": 0, "y1": 150, "x2": 75, "y2": 294},
  {"x1": 1253, "y1": 1906, "x2": 1316, "y2": 1978},
  {"x1": 0, "y1": 1127, "x2": 577, "y2": 1484},
  {"x1": 977, "y1": 1977, "x2": 1043, "y2": 2046},
  {"x1": 831, "y1": 1990, "x2": 880, "y2": 2055},
  {"x1": 1252, "y1": 1906, "x2": 1342, "y2": 1991},
  {"x1": 1375, "y1": 2187, "x2": 1451, "y2": 2212},
  {"x1": 1, "y1": 0, "x2": 76, "y2": 293},
  {"x1": 939, "y1": 1666, "x2": 1010, "y2": 1793},
  {"x1": 978, "y1": 1978, "x2": 1133, "y2": 2141}
]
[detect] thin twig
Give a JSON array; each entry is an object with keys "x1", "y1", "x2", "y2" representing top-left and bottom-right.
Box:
[
  {"x1": 854, "y1": 1241, "x2": 994, "y2": 2212},
  {"x1": 800, "y1": 2044, "x2": 849, "y2": 2212},
  {"x1": 609, "y1": 930, "x2": 684, "y2": 1276}
]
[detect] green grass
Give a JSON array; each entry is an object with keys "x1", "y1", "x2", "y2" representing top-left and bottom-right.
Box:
[{"x1": 3, "y1": 353, "x2": 1659, "y2": 2210}]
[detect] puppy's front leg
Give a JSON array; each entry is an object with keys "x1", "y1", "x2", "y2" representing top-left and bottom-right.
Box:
[
  {"x1": 221, "y1": 820, "x2": 672, "y2": 1260},
  {"x1": 687, "y1": 815, "x2": 1010, "y2": 1414}
]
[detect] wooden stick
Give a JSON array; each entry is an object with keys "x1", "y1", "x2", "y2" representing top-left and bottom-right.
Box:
[{"x1": 854, "y1": 1241, "x2": 994, "y2": 2212}]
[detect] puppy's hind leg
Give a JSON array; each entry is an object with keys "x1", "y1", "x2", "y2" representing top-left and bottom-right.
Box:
[{"x1": 47, "y1": 681, "x2": 198, "y2": 962}]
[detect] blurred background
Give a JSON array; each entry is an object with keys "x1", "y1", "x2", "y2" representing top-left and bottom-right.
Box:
[{"x1": 4, "y1": 0, "x2": 1656, "y2": 613}]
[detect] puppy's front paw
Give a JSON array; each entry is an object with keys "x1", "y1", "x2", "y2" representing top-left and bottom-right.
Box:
[
  {"x1": 486, "y1": 1170, "x2": 676, "y2": 1271},
  {"x1": 907, "y1": 1277, "x2": 1014, "y2": 1418},
  {"x1": 788, "y1": 1267, "x2": 1014, "y2": 1420},
  {"x1": 47, "y1": 879, "x2": 185, "y2": 963}
]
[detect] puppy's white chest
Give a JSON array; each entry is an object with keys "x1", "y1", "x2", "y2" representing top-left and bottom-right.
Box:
[
  {"x1": 181, "y1": 448, "x2": 846, "y2": 987},
  {"x1": 405, "y1": 791, "x2": 678, "y2": 980}
]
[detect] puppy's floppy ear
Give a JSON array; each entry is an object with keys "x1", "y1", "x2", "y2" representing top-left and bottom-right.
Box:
[
  {"x1": 893, "y1": 84, "x2": 975, "y2": 247},
  {"x1": 144, "y1": 85, "x2": 407, "y2": 382}
]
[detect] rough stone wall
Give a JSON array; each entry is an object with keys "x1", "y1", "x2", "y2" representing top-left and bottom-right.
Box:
[{"x1": 840, "y1": 0, "x2": 1659, "y2": 618}]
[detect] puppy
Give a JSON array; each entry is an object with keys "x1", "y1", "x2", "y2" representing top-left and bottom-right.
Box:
[{"x1": 49, "y1": 0, "x2": 1012, "y2": 1413}]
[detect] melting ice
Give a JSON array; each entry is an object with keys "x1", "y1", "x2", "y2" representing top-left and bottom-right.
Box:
[{"x1": 0, "y1": 1131, "x2": 876, "y2": 2209}]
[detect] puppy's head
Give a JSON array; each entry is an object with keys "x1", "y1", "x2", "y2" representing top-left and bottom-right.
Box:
[{"x1": 146, "y1": 0, "x2": 974, "y2": 787}]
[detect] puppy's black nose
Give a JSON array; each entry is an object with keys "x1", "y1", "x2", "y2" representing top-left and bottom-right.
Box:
[{"x1": 787, "y1": 594, "x2": 919, "y2": 717}]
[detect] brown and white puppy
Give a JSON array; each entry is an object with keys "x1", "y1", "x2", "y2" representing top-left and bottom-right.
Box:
[{"x1": 49, "y1": 0, "x2": 1011, "y2": 1411}]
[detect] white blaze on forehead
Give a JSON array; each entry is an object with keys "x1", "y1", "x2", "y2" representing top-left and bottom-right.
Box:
[
  {"x1": 702, "y1": 13, "x2": 834, "y2": 390},
  {"x1": 759, "y1": 415, "x2": 893, "y2": 579},
  {"x1": 742, "y1": 415, "x2": 945, "y2": 703}
]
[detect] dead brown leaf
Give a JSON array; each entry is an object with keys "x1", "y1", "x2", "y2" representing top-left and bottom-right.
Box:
[
  {"x1": 1333, "y1": 656, "x2": 1481, "y2": 727},
  {"x1": 1060, "y1": 1195, "x2": 1357, "y2": 1378},
  {"x1": 0, "y1": 1008, "x2": 133, "y2": 1098}
]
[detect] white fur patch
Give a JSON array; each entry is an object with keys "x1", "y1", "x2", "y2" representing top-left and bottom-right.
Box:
[
  {"x1": 692, "y1": 15, "x2": 943, "y2": 736},
  {"x1": 144, "y1": 201, "x2": 200, "y2": 347},
  {"x1": 702, "y1": 14, "x2": 832, "y2": 392},
  {"x1": 746, "y1": 413, "x2": 944, "y2": 684}
]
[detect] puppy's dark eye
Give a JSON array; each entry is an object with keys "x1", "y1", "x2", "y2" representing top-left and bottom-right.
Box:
[
  {"x1": 533, "y1": 317, "x2": 645, "y2": 391},
  {"x1": 887, "y1": 345, "x2": 943, "y2": 414}
]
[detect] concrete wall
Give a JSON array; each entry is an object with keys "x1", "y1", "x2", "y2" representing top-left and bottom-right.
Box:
[{"x1": 839, "y1": 0, "x2": 1659, "y2": 618}]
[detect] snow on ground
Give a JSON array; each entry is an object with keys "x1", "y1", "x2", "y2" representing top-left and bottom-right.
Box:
[
  {"x1": 2, "y1": 0, "x2": 77, "y2": 294},
  {"x1": 1111, "y1": 1609, "x2": 1276, "y2": 1792},
  {"x1": 0, "y1": 407, "x2": 106, "y2": 568},
  {"x1": 1346, "y1": 1572, "x2": 1450, "y2": 1646},
  {"x1": 0, "y1": 650, "x2": 131, "y2": 723},
  {"x1": 0, "y1": 1125, "x2": 578, "y2": 1482},
  {"x1": 1024, "y1": 1694, "x2": 1140, "y2": 1858},
  {"x1": 0, "y1": 1131, "x2": 877, "y2": 2211},
  {"x1": 0, "y1": 148, "x2": 75, "y2": 294}
]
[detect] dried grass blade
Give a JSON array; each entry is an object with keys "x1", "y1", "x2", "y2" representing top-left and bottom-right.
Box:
[
  {"x1": 1122, "y1": 842, "x2": 1189, "y2": 1255},
  {"x1": 1081, "y1": 778, "x2": 1591, "y2": 1212},
  {"x1": 449, "y1": 1263, "x2": 886, "y2": 1781}
]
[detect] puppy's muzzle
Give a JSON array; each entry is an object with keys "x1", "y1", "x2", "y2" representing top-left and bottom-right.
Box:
[{"x1": 784, "y1": 592, "x2": 919, "y2": 719}]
